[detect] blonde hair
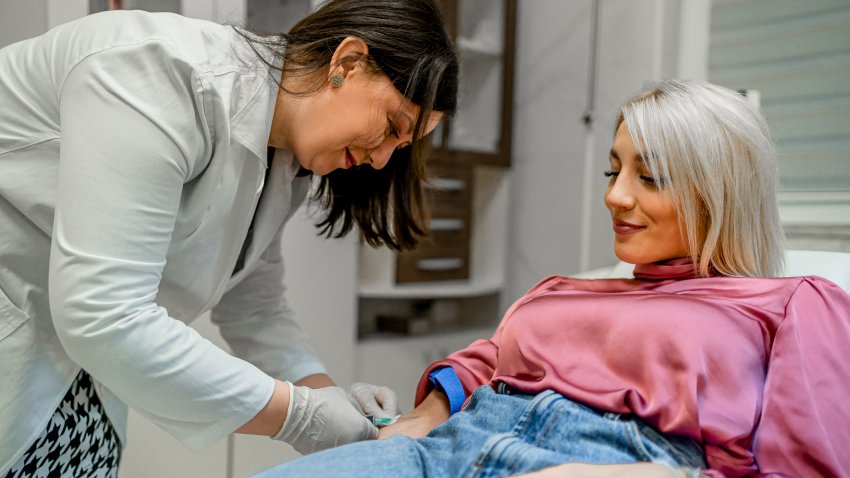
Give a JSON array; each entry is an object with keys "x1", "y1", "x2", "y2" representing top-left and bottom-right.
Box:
[{"x1": 617, "y1": 80, "x2": 784, "y2": 277}]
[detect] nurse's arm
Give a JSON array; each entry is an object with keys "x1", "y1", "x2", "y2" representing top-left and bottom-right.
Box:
[
  {"x1": 235, "y1": 379, "x2": 291, "y2": 436},
  {"x1": 234, "y1": 373, "x2": 334, "y2": 436}
]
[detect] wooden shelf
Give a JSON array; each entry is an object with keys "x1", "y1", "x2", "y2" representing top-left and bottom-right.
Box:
[
  {"x1": 357, "y1": 325, "x2": 497, "y2": 344},
  {"x1": 358, "y1": 278, "x2": 501, "y2": 299}
]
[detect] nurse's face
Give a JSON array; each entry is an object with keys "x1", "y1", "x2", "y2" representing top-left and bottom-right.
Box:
[
  {"x1": 270, "y1": 38, "x2": 442, "y2": 176},
  {"x1": 604, "y1": 122, "x2": 689, "y2": 264}
]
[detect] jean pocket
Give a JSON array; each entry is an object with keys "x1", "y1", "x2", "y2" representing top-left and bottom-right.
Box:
[
  {"x1": 624, "y1": 419, "x2": 706, "y2": 468},
  {"x1": 461, "y1": 384, "x2": 495, "y2": 412},
  {"x1": 0, "y1": 289, "x2": 29, "y2": 341}
]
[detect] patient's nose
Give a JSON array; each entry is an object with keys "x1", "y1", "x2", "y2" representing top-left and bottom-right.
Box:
[{"x1": 605, "y1": 176, "x2": 635, "y2": 211}]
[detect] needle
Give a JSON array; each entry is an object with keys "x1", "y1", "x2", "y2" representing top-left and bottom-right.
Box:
[{"x1": 367, "y1": 415, "x2": 419, "y2": 427}]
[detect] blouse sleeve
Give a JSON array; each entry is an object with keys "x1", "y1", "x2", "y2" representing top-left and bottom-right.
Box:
[
  {"x1": 752, "y1": 277, "x2": 850, "y2": 476},
  {"x1": 414, "y1": 334, "x2": 502, "y2": 406},
  {"x1": 414, "y1": 276, "x2": 562, "y2": 405}
]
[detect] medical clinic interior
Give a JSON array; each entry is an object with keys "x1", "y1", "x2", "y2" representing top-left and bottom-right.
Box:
[{"x1": 1, "y1": 0, "x2": 849, "y2": 477}]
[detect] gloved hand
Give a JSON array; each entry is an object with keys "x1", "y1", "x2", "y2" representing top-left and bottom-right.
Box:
[
  {"x1": 347, "y1": 382, "x2": 401, "y2": 419},
  {"x1": 272, "y1": 382, "x2": 378, "y2": 455}
]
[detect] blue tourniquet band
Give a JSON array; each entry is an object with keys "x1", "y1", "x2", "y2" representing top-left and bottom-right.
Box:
[{"x1": 428, "y1": 367, "x2": 465, "y2": 415}]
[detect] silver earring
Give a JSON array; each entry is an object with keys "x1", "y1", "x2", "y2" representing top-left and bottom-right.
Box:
[{"x1": 331, "y1": 75, "x2": 344, "y2": 88}]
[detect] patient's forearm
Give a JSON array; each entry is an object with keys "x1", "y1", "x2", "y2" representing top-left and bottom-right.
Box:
[{"x1": 378, "y1": 388, "x2": 450, "y2": 439}]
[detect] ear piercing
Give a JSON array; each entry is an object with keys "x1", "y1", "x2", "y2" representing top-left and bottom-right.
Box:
[{"x1": 331, "y1": 75, "x2": 344, "y2": 88}]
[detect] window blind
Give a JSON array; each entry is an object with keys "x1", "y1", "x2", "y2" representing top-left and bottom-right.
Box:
[{"x1": 709, "y1": 0, "x2": 850, "y2": 192}]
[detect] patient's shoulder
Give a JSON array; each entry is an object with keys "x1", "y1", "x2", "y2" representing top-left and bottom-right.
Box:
[{"x1": 786, "y1": 274, "x2": 850, "y2": 308}]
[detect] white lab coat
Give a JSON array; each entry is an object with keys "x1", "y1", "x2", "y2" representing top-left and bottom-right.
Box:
[{"x1": 0, "y1": 10, "x2": 327, "y2": 471}]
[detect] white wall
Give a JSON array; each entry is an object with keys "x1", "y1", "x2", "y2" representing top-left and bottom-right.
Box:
[
  {"x1": 0, "y1": 1, "x2": 46, "y2": 48},
  {"x1": 505, "y1": 0, "x2": 593, "y2": 306},
  {"x1": 505, "y1": 0, "x2": 708, "y2": 305},
  {"x1": 280, "y1": 205, "x2": 358, "y2": 385}
]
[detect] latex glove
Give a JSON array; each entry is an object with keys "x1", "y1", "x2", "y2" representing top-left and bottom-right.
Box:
[
  {"x1": 347, "y1": 382, "x2": 401, "y2": 419},
  {"x1": 272, "y1": 382, "x2": 378, "y2": 455}
]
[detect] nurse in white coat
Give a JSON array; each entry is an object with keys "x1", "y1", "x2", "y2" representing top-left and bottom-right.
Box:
[{"x1": 0, "y1": 0, "x2": 458, "y2": 475}]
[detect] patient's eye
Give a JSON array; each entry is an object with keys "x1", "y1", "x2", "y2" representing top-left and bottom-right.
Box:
[
  {"x1": 639, "y1": 175, "x2": 657, "y2": 185},
  {"x1": 603, "y1": 170, "x2": 619, "y2": 179}
]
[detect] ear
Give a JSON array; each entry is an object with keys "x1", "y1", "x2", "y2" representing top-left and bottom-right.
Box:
[{"x1": 329, "y1": 36, "x2": 370, "y2": 80}]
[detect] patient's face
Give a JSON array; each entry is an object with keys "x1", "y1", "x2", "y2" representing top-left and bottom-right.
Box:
[{"x1": 604, "y1": 122, "x2": 688, "y2": 265}]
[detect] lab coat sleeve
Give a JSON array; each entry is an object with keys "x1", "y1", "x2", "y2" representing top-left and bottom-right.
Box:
[
  {"x1": 211, "y1": 225, "x2": 327, "y2": 383},
  {"x1": 749, "y1": 277, "x2": 850, "y2": 477},
  {"x1": 49, "y1": 43, "x2": 274, "y2": 451}
]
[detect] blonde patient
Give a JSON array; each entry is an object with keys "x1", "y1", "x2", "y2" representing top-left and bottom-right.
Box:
[{"x1": 254, "y1": 80, "x2": 850, "y2": 478}]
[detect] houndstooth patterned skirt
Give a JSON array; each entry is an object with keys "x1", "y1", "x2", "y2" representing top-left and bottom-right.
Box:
[{"x1": 3, "y1": 370, "x2": 121, "y2": 478}]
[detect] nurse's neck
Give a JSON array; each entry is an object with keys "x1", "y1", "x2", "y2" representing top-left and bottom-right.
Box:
[
  {"x1": 266, "y1": 146, "x2": 312, "y2": 177},
  {"x1": 268, "y1": 83, "x2": 294, "y2": 150},
  {"x1": 268, "y1": 70, "x2": 320, "y2": 150}
]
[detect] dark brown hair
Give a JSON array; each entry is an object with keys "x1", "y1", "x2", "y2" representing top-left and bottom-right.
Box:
[{"x1": 239, "y1": 0, "x2": 458, "y2": 250}]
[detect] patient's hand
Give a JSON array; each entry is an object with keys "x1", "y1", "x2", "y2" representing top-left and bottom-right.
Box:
[{"x1": 377, "y1": 389, "x2": 450, "y2": 440}]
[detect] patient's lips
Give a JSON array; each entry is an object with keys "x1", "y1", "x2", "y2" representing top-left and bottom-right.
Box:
[{"x1": 613, "y1": 218, "x2": 646, "y2": 235}]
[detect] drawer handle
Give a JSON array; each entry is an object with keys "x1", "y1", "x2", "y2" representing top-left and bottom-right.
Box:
[
  {"x1": 417, "y1": 257, "x2": 463, "y2": 271},
  {"x1": 426, "y1": 178, "x2": 466, "y2": 191},
  {"x1": 429, "y1": 218, "x2": 465, "y2": 231}
]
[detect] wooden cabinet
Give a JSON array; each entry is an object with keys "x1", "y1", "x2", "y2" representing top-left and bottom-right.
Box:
[
  {"x1": 434, "y1": 0, "x2": 517, "y2": 167},
  {"x1": 396, "y1": 160, "x2": 473, "y2": 283},
  {"x1": 396, "y1": 0, "x2": 516, "y2": 284}
]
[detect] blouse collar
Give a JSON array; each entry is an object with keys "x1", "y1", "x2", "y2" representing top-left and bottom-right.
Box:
[{"x1": 633, "y1": 257, "x2": 701, "y2": 281}]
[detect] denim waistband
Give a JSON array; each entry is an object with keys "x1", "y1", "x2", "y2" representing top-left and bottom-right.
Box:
[
  {"x1": 492, "y1": 382, "x2": 706, "y2": 469},
  {"x1": 496, "y1": 382, "x2": 611, "y2": 417},
  {"x1": 495, "y1": 381, "x2": 533, "y2": 397}
]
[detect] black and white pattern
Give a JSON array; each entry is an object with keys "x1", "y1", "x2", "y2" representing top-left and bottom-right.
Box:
[{"x1": 3, "y1": 371, "x2": 121, "y2": 478}]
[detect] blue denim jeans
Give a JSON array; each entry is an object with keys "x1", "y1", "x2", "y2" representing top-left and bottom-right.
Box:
[{"x1": 253, "y1": 384, "x2": 706, "y2": 478}]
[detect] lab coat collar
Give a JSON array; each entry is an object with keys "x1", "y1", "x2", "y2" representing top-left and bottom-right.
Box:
[
  {"x1": 228, "y1": 28, "x2": 282, "y2": 165},
  {"x1": 228, "y1": 73, "x2": 279, "y2": 166},
  {"x1": 228, "y1": 148, "x2": 306, "y2": 287}
]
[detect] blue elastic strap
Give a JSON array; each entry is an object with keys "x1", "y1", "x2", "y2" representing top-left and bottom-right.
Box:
[{"x1": 428, "y1": 366, "x2": 465, "y2": 415}]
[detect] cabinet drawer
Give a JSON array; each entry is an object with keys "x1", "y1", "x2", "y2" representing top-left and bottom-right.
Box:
[
  {"x1": 426, "y1": 212, "x2": 470, "y2": 248},
  {"x1": 426, "y1": 161, "x2": 472, "y2": 214},
  {"x1": 398, "y1": 159, "x2": 473, "y2": 283},
  {"x1": 396, "y1": 246, "x2": 470, "y2": 283}
]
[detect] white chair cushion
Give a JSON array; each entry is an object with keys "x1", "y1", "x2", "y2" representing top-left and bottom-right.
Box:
[{"x1": 784, "y1": 250, "x2": 850, "y2": 292}]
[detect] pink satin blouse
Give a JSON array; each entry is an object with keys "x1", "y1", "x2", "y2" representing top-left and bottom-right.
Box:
[{"x1": 415, "y1": 259, "x2": 850, "y2": 477}]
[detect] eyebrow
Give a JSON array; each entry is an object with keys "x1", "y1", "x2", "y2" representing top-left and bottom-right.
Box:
[{"x1": 609, "y1": 148, "x2": 645, "y2": 164}]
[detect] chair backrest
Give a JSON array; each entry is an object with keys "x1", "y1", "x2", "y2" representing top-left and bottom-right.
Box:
[
  {"x1": 574, "y1": 250, "x2": 850, "y2": 293},
  {"x1": 784, "y1": 250, "x2": 850, "y2": 293}
]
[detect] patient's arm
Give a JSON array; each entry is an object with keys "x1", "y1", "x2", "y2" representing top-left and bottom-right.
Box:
[{"x1": 377, "y1": 389, "x2": 450, "y2": 440}]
